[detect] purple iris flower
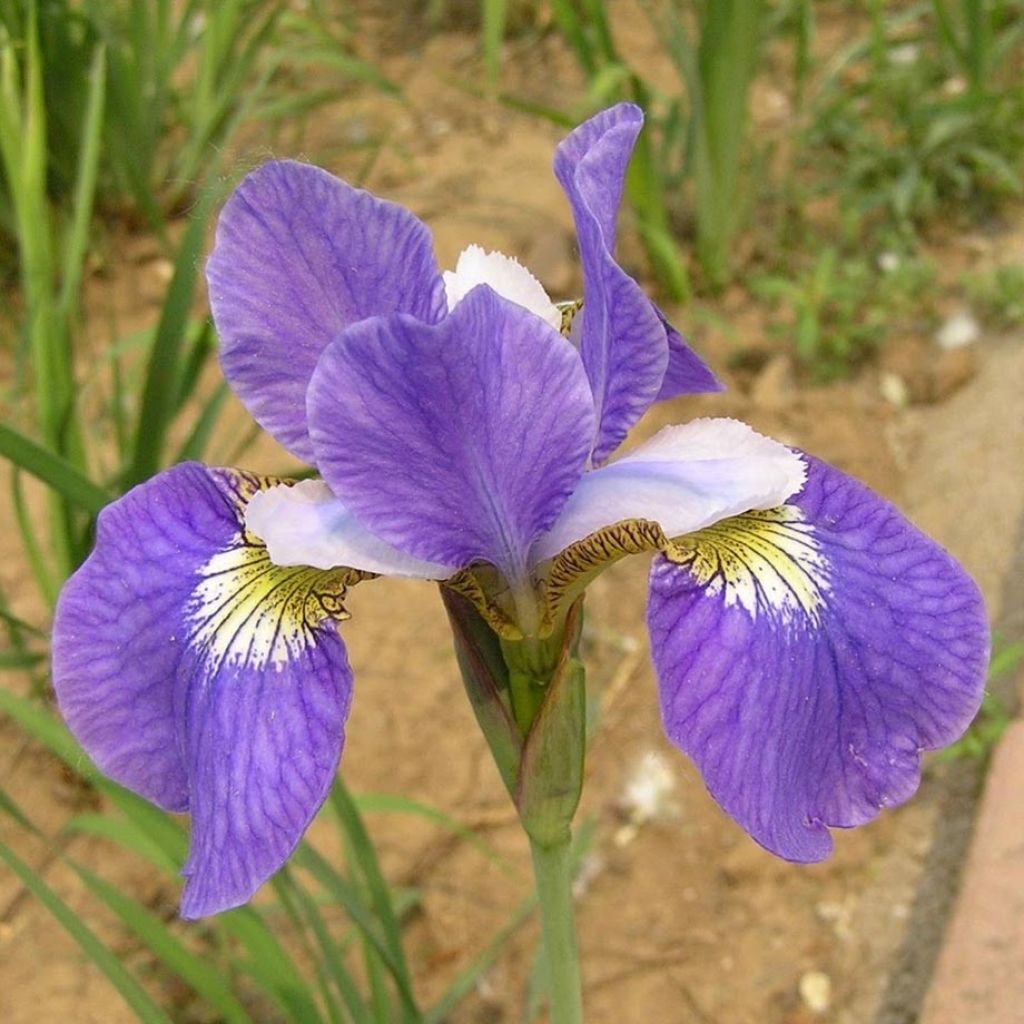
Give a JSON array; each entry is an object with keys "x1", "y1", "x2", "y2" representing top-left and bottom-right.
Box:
[{"x1": 51, "y1": 103, "x2": 989, "y2": 918}]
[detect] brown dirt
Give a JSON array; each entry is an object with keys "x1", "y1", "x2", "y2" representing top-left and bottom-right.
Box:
[{"x1": 2, "y1": 5, "x2": 1022, "y2": 1023}]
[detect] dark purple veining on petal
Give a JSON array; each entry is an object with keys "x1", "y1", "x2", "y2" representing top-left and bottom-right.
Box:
[
  {"x1": 646, "y1": 453, "x2": 989, "y2": 861},
  {"x1": 179, "y1": 615, "x2": 351, "y2": 918},
  {"x1": 308, "y1": 286, "x2": 595, "y2": 580},
  {"x1": 653, "y1": 309, "x2": 723, "y2": 401},
  {"x1": 52, "y1": 463, "x2": 354, "y2": 917},
  {"x1": 208, "y1": 161, "x2": 446, "y2": 464},
  {"x1": 554, "y1": 104, "x2": 667, "y2": 462},
  {"x1": 554, "y1": 104, "x2": 720, "y2": 460}
]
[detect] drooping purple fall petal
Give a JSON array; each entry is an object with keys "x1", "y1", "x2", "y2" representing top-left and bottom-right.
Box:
[
  {"x1": 532, "y1": 418, "x2": 803, "y2": 563},
  {"x1": 307, "y1": 286, "x2": 595, "y2": 582},
  {"x1": 647, "y1": 454, "x2": 989, "y2": 861},
  {"x1": 208, "y1": 161, "x2": 447, "y2": 464},
  {"x1": 52, "y1": 464, "x2": 354, "y2": 917},
  {"x1": 554, "y1": 103, "x2": 719, "y2": 460}
]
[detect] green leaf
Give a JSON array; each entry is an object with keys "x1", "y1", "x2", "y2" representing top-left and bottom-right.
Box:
[
  {"x1": 292, "y1": 840, "x2": 420, "y2": 1018},
  {"x1": 10, "y1": 467, "x2": 58, "y2": 605},
  {"x1": 174, "y1": 381, "x2": 229, "y2": 463},
  {"x1": 482, "y1": 0, "x2": 507, "y2": 89},
  {"x1": 272, "y1": 867, "x2": 366, "y2": 1024},
  {"x1": 330, "y1": 781, "x2": 420, "y2": 1022},
  {"x1": 0, "y1": 782, "x2": 39, "y2": 832},
  {"x1": 0, "y1": 687, "x2": 91, "y2": 768},
  {"x1": 218, "y1": 904, "x2": 326, "y2": 1023},
  {"x1": 57, "y1": 42, "x2": 106, "y2": 320},
  {"x1": 0, "y1": 840, "x2": 175, "y2": 1024},
  {"x1": 354, "y1": 792, "x2": 514, "y2": 875},
  {"x1": 425, "y1": 895, "x2": 534, "y2": 1024},
  {"x1": 70, "y1": 860, "x2": 253, "y2": 1024},
  {"x1": 63, "y1": 812, "x2": 180, "y2": 876},
  {"x1": 126, "y1": 178, "x2": 222, "y2": 488},
  {"x1": 0, "y1": 649, "x2": 44, "y2": 669},
  {"x1": 0, "y1": 422, "x2": 111, "y2": 515}
]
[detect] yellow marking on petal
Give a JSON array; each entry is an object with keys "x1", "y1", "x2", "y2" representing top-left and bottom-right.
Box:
[
  {"x1": 444, "y1": 565, "x2": 523, "y2": 640},
  {"x1": 557, "y1": 299, "x2": 583, "y2": 337},
  {"x1": 664, "y1": 507, "x2": 828, "y2": 622},
  {"x1": 537, "y1": 518, "x2": 669, "y2": 632},
  {"x1": 186, "y1": 470, "x2": 373, "y2": 671}
]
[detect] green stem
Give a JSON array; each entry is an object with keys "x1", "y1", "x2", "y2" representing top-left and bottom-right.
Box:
[{"x1": 529, "y1": 835, "x2": 583, "y2": 1024}]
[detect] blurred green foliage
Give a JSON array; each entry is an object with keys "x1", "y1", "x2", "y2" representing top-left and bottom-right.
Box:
[
  {"x1": 753, "y1": 248, "x2": 936, "y2": 378},
  {"x1": 963, "y1": 264, "x2": 1024, "y2": 328},
  {"x1": 806, "y1": 0, "x2": 1024, "y2": 237},
  {"x1": 485, "y1": 0, "x2": 1024, "y2": 337},
  {"x1": 0, "y1": 0, "x2": 395, "y2": 243}
]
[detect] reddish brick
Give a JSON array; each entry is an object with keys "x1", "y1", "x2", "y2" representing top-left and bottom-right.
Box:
[{"x1": 921, "y1": 720, "x2": 1024, "y2": 1024}]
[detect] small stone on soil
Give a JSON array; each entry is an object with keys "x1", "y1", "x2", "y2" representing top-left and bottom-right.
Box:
[
  {"x1": 936, "y1": 309, "x2": 981, "y2": 350},
  {"x1": 798, "y1": 971, "x2": 833, "y2": 1014}
]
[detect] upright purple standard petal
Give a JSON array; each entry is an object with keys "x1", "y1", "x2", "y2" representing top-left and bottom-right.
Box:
[
  {"x1": 308, "y1": 286, "x2": 595, "y2": 581},
  {"x1": 208, "y1": 161, "x2": 447, "y2": 463},
  {"x1": 53, "y1": 464, "x2": 356, "y2": 917},
  {"x1": 647, "y1": 455, "x2": 989, "y2": 861},
  {"x1": 554, "y1": 104, "x2": 719, "y2": 461},
  {"x1": 654, "y1": 312, "x2": 724, "y2": 402}
]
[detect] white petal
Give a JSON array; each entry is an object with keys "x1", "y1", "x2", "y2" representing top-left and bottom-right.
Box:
[
  {"x1": 443, "y1": 244, "x2": 561, "y2": 330},
  {"x1": 531, "y1": 418, "x2": 806, "y2": 562},
  {"x1": 246, "y1": 481, "x2": 456, "y2": 579}
]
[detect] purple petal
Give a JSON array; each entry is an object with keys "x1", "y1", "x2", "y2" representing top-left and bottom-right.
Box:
[
  {"x1": 53, "y1": 464, "x2": 354, "y2": 916},
  {"x1": 654, "y1": 311, "x2": 724, "y2": 401},
  {"x1": 178, "y1": 607, "x2": 351, "y2": 919},
  {"x1": 308, "y1": 286, "x2": 595, "y2": 581},
  {"x1": 208, "y1": 161, "x2": 446, "y2": 463},
  {"x1": 647, "y1": 454, "x2": 989, "y2": 861},
  {"x1": 533, "y1": 418, "x2": 804, "y2": 563},
  {"x1": 554, "y1": 104, "x2": 720, "y2": 459},
  {"x1": 555, "y1": 104, "x2": 639, "y2": 246},
  {"x1": 53, "y1": 469, "x2": 207, "y2": 812},
  {"x1": 554, "y1": 104, "x2": 666, "y2": 462}
]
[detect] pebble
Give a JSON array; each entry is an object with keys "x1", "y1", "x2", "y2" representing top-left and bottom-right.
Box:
[
  {"x1": 936, "y1": 310, "x2": 981, "y2": 350},
  {"x1": 879, "y1": 370, "x2": 910, "y2": 408},
  {"x1": 799, "y1": 971, "x2": 833, "y2": 1014}
]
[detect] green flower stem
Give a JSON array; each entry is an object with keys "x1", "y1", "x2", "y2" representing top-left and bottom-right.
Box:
[{"x1": 529, "y1": 834, "x2": 584, "y2": 1024}]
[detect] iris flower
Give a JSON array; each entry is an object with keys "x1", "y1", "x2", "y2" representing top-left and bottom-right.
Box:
[{"x1": 52, "y1": 104, "x2": 988, "y2": 919}]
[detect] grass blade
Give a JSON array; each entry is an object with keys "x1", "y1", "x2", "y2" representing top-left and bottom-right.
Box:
[
  {"x1": 126, "y1": 179, "x2": 220, "y2": 488},
  {"x1": 272, "y1": 867, "x2": 368, "y2": 1024},
  {"x1": 0, "y1": 422, "x2": 110, "y2": 514},
  {"x1": 70, "y1": 860, "x2": 253, "y2": 1024},
  {"x1": 293, "y1": 839, "x2": 420, "y2": 1019},
  {"x1": 63, "y1": 812, "x2": 181, "y2": 876},
  {"x1": 329, "y1": 780, "x2": 419, "y2": 1019},
  {"x1": 10, "y1": 467, "x2": 57, "y2": 605},
  {"x1": 482, "y1": 0, "x2": 507, "y2": 89},
  {"x1": 355, "y1": 792, "x2": 514, "y2": 875},
  {"x1": 174, "y1": 382, "x2": 229, "y2": 463},
  {"x1": 57, "y1": 42, "x2": 106, "y2": 320},
  {"x1": 0, "y1": 840, "x2": 174, "y2": 1024},
  {"x1": 425, "y1": 895, "x2": 535, "y2": 1024},
  {"x1": 218, "y1": 905, "x2": 327, "y2": 1022}
]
